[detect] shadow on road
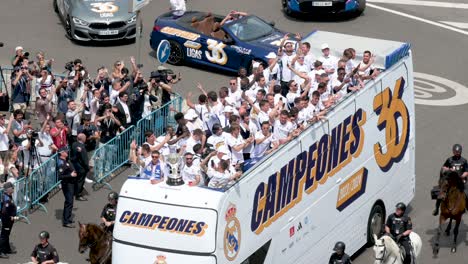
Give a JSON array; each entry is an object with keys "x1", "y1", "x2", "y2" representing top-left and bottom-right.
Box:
[{"x1": 426, "y1": 218, "x2": 468, "y2": 257}]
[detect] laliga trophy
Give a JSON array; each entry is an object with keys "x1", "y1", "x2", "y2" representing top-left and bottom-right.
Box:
[{"x1": 165, "y1": 153, "x2": 184, "y2": 186}]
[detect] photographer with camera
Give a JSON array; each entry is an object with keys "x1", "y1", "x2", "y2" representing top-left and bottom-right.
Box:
[
  {"x1": 67, "y1": 59, "x2": 88, "y2": 100},
  {"x1": 94, "y1": 66, "x2": 112, "y2": 97},
  {"x1": 32, "y1": 51, "x2": 54, "y2": 77},
  {"x1": 11, "y1": 46, "x2": 29, "y2": 67},
  {"x1": 11, "y1": 62, "x2": 33, "y2": 113},
  {"x1": 21, "y1": 127, "x2": 44, "y2": 176},
  {"x1": 55, "y1": 77, "x2": 74, "y2": 114},
  {"x1": 66, "y1": 101, "x2": 84, "y2": 144}
]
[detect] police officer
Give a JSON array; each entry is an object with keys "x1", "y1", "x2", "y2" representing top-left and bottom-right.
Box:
[
  {"x1": 385, "y1": 203, "x2": 413, "y2": 264},
  {"x1": 58, "y1": 149, "x2": 78, "y2": 228},
  {"x1": 328, "y1": 241, "x2": 352, "y2": 264},
  {"x1": 70, "y1": 133, "x2": 89, "y2": 201},
  {"x1": 101, "y1": 191, "x2": 118, "y2": 233},
  {"x1": 0, "y1": 182, "x2": 18, "y2": 259},
  {"x1": 30, "y1": 231, "x2": 60, "y2": 264},
  {"x1": 433, "y1": 144, "x2": 468, "y2": 215}
]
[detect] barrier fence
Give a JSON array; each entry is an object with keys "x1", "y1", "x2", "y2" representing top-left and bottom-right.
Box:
[{"x1": 1, "y1": 65, "x2": 183, "y2": 223}]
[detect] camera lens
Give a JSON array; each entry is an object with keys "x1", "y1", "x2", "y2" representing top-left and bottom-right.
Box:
[{"x1": 24, "y1": 52, "x2": 29, "y2": 57}]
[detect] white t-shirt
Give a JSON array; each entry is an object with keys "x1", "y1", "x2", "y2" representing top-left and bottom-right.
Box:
[
  {"x1": 273, "y1": 120, "x2": 294, "y2": 140},
  {"x1": 286, "y1": 91, "x2": 301, "y2": 105},
  {"x1": 110, "y1": 89, "x2": 120, "y2": 105},
  {"x1": 182, "y1": 163, "x2": 203, "y2": 186},
  {"x1": 207, "y1": 133, "x2": 226, "y2": 150},
  {"x1": 280, "y1": 53, "x2": 296, "y2": 82},
  {"x1": 225, "y1": 134, "x2": 245, "y2": 164},
  {"x1": 156, "y1": 135, "x2": 177, "y2": 156},
  {"x1": 207, "y1": 170, "x2": 232, "y2": 189},
  {"x1": 184, "y1": 137, "x2": 200, "y2": 154},
  {"x1": 319, "y1": 55, "x2": 338, "y2": 73},
  {"x1": 66, "y1": 109, "x2": 81, "y2": 136},
  {"x1": 228, "y1": 89, "x2": 243, "y2": 109},
  {"x1": 303, "y1": 53, "x2": 315, "y2": 71},
  {"x1": 37, "y1": 132, "x2": 54, "y2": 157},
  {"x1": 251, "y1": 131, "x2": 275, "y2": 159},
  {"x1": 194, "y1": 104, "x2": 209, "y2": 131},
  {"x1": 257, "y1": 111, "x2": 270, "y2": 126},
  {"x1": 0, "y1": 125, "x2": 9, "y2": 151}
]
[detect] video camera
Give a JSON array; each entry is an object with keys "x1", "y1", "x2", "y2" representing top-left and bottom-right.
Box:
[
  {"x1": 151, "y1": 67, "x2": 177, "y2": 84},
  {"x1": 27, "y1": 129, "x2": 39, "y2": 140}
]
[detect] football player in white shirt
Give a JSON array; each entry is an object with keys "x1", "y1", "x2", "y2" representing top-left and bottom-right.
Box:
[
  {"x1": 306, "y1": 91, "x2": 326, "y2": 123},
  {"x1": 359, "y1": 50, "x2": 380, "y2": 80},
  {"x1": 331, "y1": 67, "x2": 351, "y2": 98},
  {"x1": 300, "y1": 42, "x2": 315, "y2": 71},
  {"x1": 228, "y1": 78, "x2": 243, "y2": 109},
  {"x1": 206, "y1": 124, "x2": 227, "y2": 150},
  {"x1": 251, "y1": 121, "x2": 278, "y2": 159},
  {"x1": 319, "y1": 43, "x2": 338, "y2": 75},
  {"x1": 225, "y1": 124, "x2": 254, "y2": 166},
  {"x1": 182, "y1": 152, "x2": 204, "y2": 186},
  {"x1": 206, "y1": 159, "x2": 242, "y2": 189},
  {"x1": 272, "y1": 110, "x2": 296, "y2": 144},
  {"x1": 277, "y1": 34, "x2": 298, "y2": 96},
  {"x1": 263, "y1": 53, "x2": 280, "y2": 82}
]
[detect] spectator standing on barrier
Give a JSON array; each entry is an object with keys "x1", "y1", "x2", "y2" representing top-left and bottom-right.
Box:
[
  {"x1": 71, "y1": 133, "x2": 89, "y2": 201},
  {"x1": 113, "y1": 92, "x2": 132, "y2": 129},
  {"x1": 0, "y1": 114, "x2": 13, "y2": 162},
  {"x1": 38, "y1": 116, "x2": 57, "y2": 163},
  {"x1": 30, "y1": 231, "x2": 59, "y2": 264},
  {"x1": 66, "y1": 101, "x2": 84, "y2": 144},
  {"x1": 36, "y1": 87, "x2": 54, "y2": 125},
  {"x1": 51, "y1": 118, "x2": 68, "y2": 150},
  {"x1": 0, "y1": 182, "x2": 18, "y2": 259},
  {"x1": 101, "y1": 192, "x2": 118, "y2": 233},
  {"x1": 58, "y1": 149, "x2": 78, "y2": 228}
]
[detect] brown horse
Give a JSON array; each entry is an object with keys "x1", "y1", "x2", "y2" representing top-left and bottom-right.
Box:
[
  {"x1": 433, "y1": 170, "x2": 466, "y2": 256},
  {"x1": 78, "y1": 222, "x2": 112, "y2": 264}
]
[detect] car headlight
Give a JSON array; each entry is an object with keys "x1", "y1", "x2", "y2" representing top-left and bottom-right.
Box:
[
  {"x1": 72, "y1": 17, "x2": 90, "y2": 26},
  {"x1": 127, "y1": 14, "x2": 137, "y2": 24}
]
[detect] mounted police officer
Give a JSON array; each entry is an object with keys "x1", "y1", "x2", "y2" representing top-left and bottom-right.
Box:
[
  {"x1": 433, "y1": 144, "x2": 468, "y2": 216},
  {"x1": 385, "y1": 203, "x2": 413, "y2": 264},
  {"x1": 30, "y1": 231, "x2": 60, "y2": 263},
  {"x1": 101, "y1": 191, "x2": 118, "y2": 233},
  {"x1": 58, "y1": 149, "x2": 78, "y2": 228},
  {"x1": 328, "y1": 241, "x2": 352, "y2": 264},
  {"x1": 0, "y1": 182, "x2": 18, "y2": 259}
]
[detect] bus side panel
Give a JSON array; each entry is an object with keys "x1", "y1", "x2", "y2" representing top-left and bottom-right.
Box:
[{"x1": 218, "y1": 55, "x2": 415, "y2": 264}]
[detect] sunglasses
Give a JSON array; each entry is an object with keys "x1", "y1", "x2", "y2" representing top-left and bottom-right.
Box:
[{"x1": 186, "y1": 157, "x2": 193, "y2": 160}]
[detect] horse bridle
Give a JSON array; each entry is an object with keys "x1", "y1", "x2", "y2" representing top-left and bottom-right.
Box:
[{"x1": 374, "y1": 243, "x2": 398, "y2": 264}]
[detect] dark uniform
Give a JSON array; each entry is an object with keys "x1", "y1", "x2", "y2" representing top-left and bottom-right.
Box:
[
  {"x1": 31, "y1": 243, "x2": 59, "y2": 263},
  {"x1": 386, "y1": 213, "x2": 413, "y2": 264},
  {"x1": 329, "y1": 253, "x2": 352, "y2": 264},
  {"x1": 58, "y1": 156, "x2": 77, "y2": 226},
  {"x1": 100, "y1": 203, "x2": 117, "y2": 233},
  {"x1": 71, "y1": 140, "x2": 89, "y2": 199},
  {"x1": 0, "y1": 190, "x2": 17, "y2": 256}
]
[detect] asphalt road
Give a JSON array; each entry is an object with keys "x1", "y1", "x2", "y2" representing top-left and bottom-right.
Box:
[{"x1": 1, "y1": 0, "x2": 468, "y2": 263}]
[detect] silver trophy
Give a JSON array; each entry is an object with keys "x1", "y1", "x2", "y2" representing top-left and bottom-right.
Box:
[{"x1": 165, "y1": 153, "x2": 184, "y2": 186}]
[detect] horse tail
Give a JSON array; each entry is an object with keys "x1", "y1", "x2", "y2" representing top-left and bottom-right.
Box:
[{"x1": 409, "y1": 232, "x2": 422, "y2": 258}]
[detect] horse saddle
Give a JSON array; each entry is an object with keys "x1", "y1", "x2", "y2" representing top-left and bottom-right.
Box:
[{"x1": 399, "y1": 244, "x2": 416, "y2": 264}]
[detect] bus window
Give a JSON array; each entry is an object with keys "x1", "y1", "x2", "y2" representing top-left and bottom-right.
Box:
[{"x1": 241, "y1": 240, "x2": 271, "y2": 264}]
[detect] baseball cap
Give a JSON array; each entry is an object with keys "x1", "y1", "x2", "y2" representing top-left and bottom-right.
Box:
[
  {"x1": 3, "y1": 182, "x2": 14, "y2": 189},
  {"x1": 15, "y1": 46, "x2": 23, "y2": 52},
  {"x1": 316, "y1": 69, "x2": 326, "y2": 75},
  {"x1": 321, "y1": 43, "x2": 329, "y2": 50},
  {"x1": 223, "y1": 105, "x2": 234, "y2": 113},
  {"x1": 265, "y1": 52, "x2": 277, "y2": 59}
]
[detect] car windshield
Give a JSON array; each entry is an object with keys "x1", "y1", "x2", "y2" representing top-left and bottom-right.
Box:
[{"x1": 226, "y1": 16, "x2": 274, "y2": 42}]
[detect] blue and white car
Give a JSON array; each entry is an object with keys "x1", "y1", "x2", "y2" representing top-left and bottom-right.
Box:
[
  {"x1": 282, "y1": 0, "x2": 366, "y2": 16},
  {"x1": 53, "y1": 0, "x2": 138, "y2": 41},
  {"x1": 150, "y1": 11, "x2": 301, "y2": 74}
]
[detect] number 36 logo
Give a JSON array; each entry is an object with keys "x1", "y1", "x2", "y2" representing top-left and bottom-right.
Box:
[
  {"x1": 373, "y1": 77, "x2": 410, "y2": 172},
  {"x1": 205, "y1": 39, "x2": 228, "y2": 65}
]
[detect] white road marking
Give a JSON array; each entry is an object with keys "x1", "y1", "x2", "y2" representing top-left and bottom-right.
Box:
[
  {"x1": 413, "y1": 72, "x2": 468, "y2": 106},
  {"x1": 368, "y1": 0, "x2": 468, "y2": 9},
  {"x1": 367, "y1": 3, "x2": 468, "y2": 36},
  {"x1": 440, "y1": 21, "x2": 468, "y2": 29}
]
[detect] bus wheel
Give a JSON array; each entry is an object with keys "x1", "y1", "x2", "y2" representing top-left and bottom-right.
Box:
[{"x1": 367, "y1": 203, "x2": 385, "y2": 245}]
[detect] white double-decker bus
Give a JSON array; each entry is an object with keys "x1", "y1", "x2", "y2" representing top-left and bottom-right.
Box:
[{"x1": 113, "y1": 31, "x2": 415, "y2": 264}]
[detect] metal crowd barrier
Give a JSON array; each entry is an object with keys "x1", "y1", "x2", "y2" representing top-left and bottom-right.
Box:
[
  {"x1": 29, "y1": 153, "x2": 60, "y2": 213},
  {"x1": 0, "y1": 177, "x2": 31, "y2": 224},
  {"x1": 93, "y1": 94, "x2": 183, "y2": 190}
]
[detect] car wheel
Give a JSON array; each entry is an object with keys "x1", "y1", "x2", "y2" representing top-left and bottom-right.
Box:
[
  {"x1": 356, "y1": 0, "x2": 366, "y2": 15},
  {"x1": 65, "y1": 16, "x2": 73, "y2": 40},
  {"x1": 167, "y1": 40, "x2": 184, "y2": 65},
  {"x1": 367, "y1": 203, "x2": 385, "y2": 245},
  {"x1": 53, "y1": 0, "x2": 58, "y2": 13}
]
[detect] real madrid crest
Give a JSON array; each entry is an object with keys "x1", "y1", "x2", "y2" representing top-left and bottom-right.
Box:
[
  {"x1": 224, "y1": 203, "x2": 241, "y2": 261},
  {"x1": 154, "y1": 255, "x2": 167, "y2": 264}
]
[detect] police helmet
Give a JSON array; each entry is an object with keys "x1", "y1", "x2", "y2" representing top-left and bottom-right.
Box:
[
  {"x1": 396, "y1": 202, "x2": 407, "y2": 212},
  {"x1": 333, "y1": 241, "x2": 346, "y2": 252},
  {"x1": 453, "y1": 144, "x2": 462, "y2": 153},
  {"x1": 108, "y1": 191, "x2": 119, "y2": 200},
  {"x1": 39, "y1": 231, "x2": 50, "y2": 240}
]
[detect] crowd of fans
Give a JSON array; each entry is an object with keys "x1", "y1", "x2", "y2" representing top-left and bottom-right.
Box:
[
  {"x1": 128, "y1": 33, "x2": 380, "y2": 190},
  {"x1": 0, "y1": 46, "x2": 181, "y2": 190}
]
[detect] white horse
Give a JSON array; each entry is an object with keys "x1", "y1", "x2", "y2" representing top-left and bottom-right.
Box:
[{"x1": 373, "y1": 233, "x2": 422, "y2": 264}]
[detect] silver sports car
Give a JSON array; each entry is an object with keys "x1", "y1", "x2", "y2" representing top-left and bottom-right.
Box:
[{"x1": 53, "y1": 0, "x2": 138, "y2": 41}]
